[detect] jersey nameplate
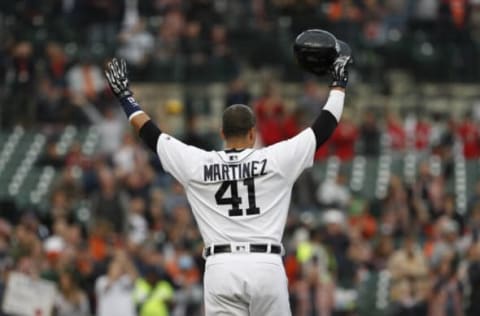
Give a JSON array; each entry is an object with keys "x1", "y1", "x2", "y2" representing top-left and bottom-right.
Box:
[{"x1": 204, "y1": 159, "x2": 267, "y2": 182}]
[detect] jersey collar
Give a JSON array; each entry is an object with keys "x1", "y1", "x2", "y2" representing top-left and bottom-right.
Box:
[
  {"x1": 217, "y1": 148, "x2": 255, "y2": 163},
  {"x1": 224, "y1": 148, "x2": 246, "y2": 153}
]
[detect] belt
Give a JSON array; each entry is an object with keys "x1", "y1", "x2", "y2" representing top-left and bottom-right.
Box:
[{"x1": 203, "y1": 243, "x2": 283, "y2": 258}]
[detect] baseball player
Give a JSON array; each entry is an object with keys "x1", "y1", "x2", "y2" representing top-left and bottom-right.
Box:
[{"x1": 105, "y1": 53, "x2": 350, "y2": 315}]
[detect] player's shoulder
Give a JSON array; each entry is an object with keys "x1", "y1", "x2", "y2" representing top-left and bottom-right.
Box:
[
  {"x1": 159, "y1": 133, "x2": 210, "y2": 153},
  {"x1": 264, "y1": 128, "x2": 315, "y2": 151}
]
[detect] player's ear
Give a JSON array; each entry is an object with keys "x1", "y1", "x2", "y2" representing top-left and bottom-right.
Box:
[
  {"x1": 220, "y1": 128, "x2": 226, "y2": 140},
  {"x1": 248, "y1": 127, "x2": 256, "y2": 144}
]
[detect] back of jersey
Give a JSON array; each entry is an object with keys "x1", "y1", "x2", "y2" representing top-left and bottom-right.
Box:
[{"x1": 155, "y1": 129, "x2": 316, "y2": 245}]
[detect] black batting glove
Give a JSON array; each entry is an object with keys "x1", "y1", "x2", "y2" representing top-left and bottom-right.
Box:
[
  {"x1": 330, "y1": 56, "x2": 351, "y2": 89},
  {"x1": 105, "y1": 58, "x2": 132, "y2": 99}
]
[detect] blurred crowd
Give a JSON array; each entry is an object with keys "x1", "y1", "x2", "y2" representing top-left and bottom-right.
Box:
[
  {"x1": 1, "y1": 1, "x2": 480, "y2": 316},
  {"x1": 249, "y1": 78, "x2": 480, "y2": 163},
  {"x1": 1, "y1": 0, "x2": 480, "y2": 126}
]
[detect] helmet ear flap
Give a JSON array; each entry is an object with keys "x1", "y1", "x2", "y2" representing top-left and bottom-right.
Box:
[{"x1": 293, "y1": 29, "x2": 339, "y2": 76}]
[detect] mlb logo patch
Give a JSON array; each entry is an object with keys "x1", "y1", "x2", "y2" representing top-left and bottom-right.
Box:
[{"x1": 229, "y1": 155, "x2": 237, "y2": 161}]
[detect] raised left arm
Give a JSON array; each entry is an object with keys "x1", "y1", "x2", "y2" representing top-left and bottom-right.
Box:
[{"x1": 311, "y1": 55, "x2": 350, "y2": 149}]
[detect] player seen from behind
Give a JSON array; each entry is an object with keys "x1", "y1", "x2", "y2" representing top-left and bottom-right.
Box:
[{"x1": 104, "y1": 52, "x2": 350, "y2": 315}]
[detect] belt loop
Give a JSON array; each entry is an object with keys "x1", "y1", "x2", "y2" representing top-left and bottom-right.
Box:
[
  {"x1": 267, "y1": 242, "x2": 271, "y2": 253},
  {"x1": 211, "y1": 244, "x2": 215, "y2": 255}
]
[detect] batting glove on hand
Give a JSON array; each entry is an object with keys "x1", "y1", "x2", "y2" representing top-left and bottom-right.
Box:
[
  {"x1": 330, "y1": 55, "x2": 351, "y2": 89},
  {"x1": 105, "y1": 58, "x2": 132, "y2": 99}
]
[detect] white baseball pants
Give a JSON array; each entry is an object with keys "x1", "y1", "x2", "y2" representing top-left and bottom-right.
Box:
[{"x1": 203, "y1": 253, "x2": 291, "y2": 316}]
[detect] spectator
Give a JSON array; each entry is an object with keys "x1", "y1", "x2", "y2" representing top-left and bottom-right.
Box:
[
  {"x1": 466, "y1": 242, "x2": 480, "y2": 316},
  {"x1": 468, "y1": 181, "x2": 480, "y2": 216},
  {"x1": 181, "y1": 20, "x2": 208, "y2": 77},
  {"x1": 3, "y1": 41, "x2": 36, "y2": 127},
  {"x1": 298, "y1": 79, "x2": 327, "y2": 117},
  {"x1": 386, "y1": 112, "x2": 406, "y2": 152},
  {"x1": 359, "y1": 110, "x2": 381, "y2": 156},
  {"x1": 56, "y1": 166, "x2": 84, "y2": 204},
  {"x1": 133, "y1": 265, "x2": 174, "y2": 316},
  {"x1": 65, "y1": 142, "x2": 91, "y2": 170},
  {"x1": 457, "y1": 112, "x2": 480, "y2": 159},
  {"x1": 165, "y1": 248, "x2": 202, "y2": 315},
  {"x1": 382, "y1": 176, "x2": 411, "y2": 235},
  {"x1": 296, "y1": 234, "x2": 334, "y2": 315},
  {"x1": 38, "y1": 139, "x2": 65, "y2": 169},
  {"x1": 371, "y1": 234, "x2": 394, "y2": 270},
  {"x1": 284, "y1": 107, "x2": 309, "y2": 139},
  {"x1": 48, "y1": 190, "x2": 73, "y2": 224},
  {"x1": 348, "y1": 199, "x2": 377, "y2": 240},
  {"x1": 44, "y1": 42, "x2": 69, "y2": 88},
  {"x1": 430, "y1": 217, "x2": 463, "y2": 269},
  {"x1": 90, "y1": 166, "x2": 128, "y2": 234},
  {"x1": 77, "y1": 101, "x2": 126, "y2": 155},
  {"x1": 254, "y1": 83, "x2": 286, "y2": 146},
  {"x1": 225, "y1": 78, "x2": 251, "y2": 108},
  {"x1": 113, "y1": 133, "x2": 145, "y2": 178},
  {"x1": 117, "y1": 19, "x2": 155, "y2": 77},
  {"x1": 467, "y1": 202, "x2": 480, "y2": 244},
  {"x1": 67, "y1": 58, "x2": 107, "y2": 105},
  {"x1": 35, "y1": 79, "x2": 68, "y2": 125},
  {"x1": 411, "y1": 161, "x2": 436, "y2": 217},
  {"x1": 95, "y1": 251, "x2": 137, "y2": 316},
  {"x1": 443, "y1": 194, "x2": 465, "y2": 234},
  {"x1": 153, "y1": 10, "x2": 184, "y2": 66},
  {"x1": 54, "y1": 270, "x2": 90, "y2": 316},
  {"x1": 331, "y1": 113, "x2": 359, "y2": 161},
  {"x1": 322, "y1": 210, "x2": 355, "y2": 288},
  {"x1": 316, "y1": 173, "x2": 351, "y2": 209},
  {"x1": 388, "y1": 234, "x2": 429, "y2": 316},
  {"x1": 164, "y1": 181, "x2": 187, "y2": 215},
  {"x1": 209, "y1": 24, "x2": 237, "y2": 80},
  {"x1": 429, "y1": 254, "x2": 463, "y2": 316},
  {"x1": 127, "y1": 197, "x2": 148, "y2": 246},
  {"x1": 43, "y1": 218, "x2": 67, "y2": 262},
  {"x1": 182, "y1": 117, "x2": 214, "y2": 150},
  {"x1": 415, "y1": 115, "x2": 432, "y2": 151}
]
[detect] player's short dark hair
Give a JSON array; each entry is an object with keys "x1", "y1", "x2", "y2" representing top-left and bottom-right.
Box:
[{"x1": 222, "y1": 104, "x2": 256, "y2": 138}]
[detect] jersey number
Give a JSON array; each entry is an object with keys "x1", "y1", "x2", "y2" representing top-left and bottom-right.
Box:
[{"x1": 215, "y1": 178, "x2": 260, "y2": 216}]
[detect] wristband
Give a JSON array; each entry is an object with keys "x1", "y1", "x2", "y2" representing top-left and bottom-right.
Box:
[
  {"x1": 330, "y1": 79, "x2": 348, "y2": 89},
  {"x1": 322, "y1": 90, "x2": 345, "y2": 122},
  {"x1": 119, "y1": 96, "x2": 143, "y2": 120}
]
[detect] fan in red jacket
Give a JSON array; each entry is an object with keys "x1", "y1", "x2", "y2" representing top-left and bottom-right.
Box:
[
  {"x1": 457, "y1": 114, "x2": 480, "y2": 159},
  {"x1": 415, "y1": 117, "x2": 431, "y2": 151},
  {"x1": 331, "y1": 115, "x2": 358, "y2": 161},
  {"x1": 386, "y1": 113, "x2": 406, "y2": 151},
  {"x1": 254, "y1": 84, "x2": 286, "y2": 146}
]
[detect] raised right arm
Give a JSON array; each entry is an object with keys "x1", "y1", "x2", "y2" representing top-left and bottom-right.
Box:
[
  {"x1": 104, "y1": 58, "x2": 204, "y2": 184},
  {"x1": 104, "y1": 58, "x2": 161, "y2": 153}
]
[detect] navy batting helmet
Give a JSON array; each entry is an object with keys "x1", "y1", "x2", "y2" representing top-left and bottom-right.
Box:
[{"x1": 293, "y1": 29, "x2": 340, "y2": 76}]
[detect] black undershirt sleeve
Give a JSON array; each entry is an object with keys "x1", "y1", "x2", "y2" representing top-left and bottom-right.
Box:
[
  {"x1": 138, "y1": 120, "x2": 162, "y2": 153},
  {"x1": 311, "y1": 110, "x2": 338, "y2": 150}
]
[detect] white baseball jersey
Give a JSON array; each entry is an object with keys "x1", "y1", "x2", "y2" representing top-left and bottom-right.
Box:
[{"x1": 156, "y1": 128, "x2": 316, "y2": 246}]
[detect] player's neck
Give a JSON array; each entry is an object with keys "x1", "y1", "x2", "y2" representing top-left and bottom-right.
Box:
[{"x1": 225, "y1": 138, "x2": 251, "y2": 150}]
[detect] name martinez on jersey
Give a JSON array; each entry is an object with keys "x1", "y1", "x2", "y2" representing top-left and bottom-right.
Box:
[{"x1": 204, "y1": 159, "x2": 268, "y2": 182}]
